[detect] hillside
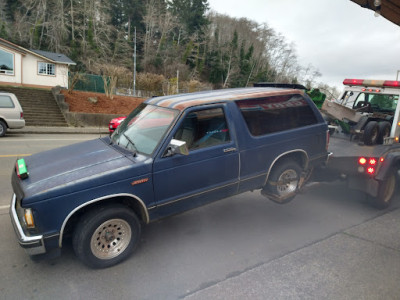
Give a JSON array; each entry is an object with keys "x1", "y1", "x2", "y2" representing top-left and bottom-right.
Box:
[{"x1": 61, "y1": 90, "x2": 144, "y2": 115}]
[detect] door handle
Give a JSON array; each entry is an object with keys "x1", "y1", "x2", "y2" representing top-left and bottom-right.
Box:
[{"x1": 223, "y1": 147, "x2": 237, "y2": 153}]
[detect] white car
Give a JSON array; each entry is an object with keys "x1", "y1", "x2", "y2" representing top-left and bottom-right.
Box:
[{"x1": 0, "y1": 92, "x2": 25, "y2": 137}]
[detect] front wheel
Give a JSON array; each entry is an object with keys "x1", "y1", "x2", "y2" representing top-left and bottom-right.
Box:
[
  {"x1": 73, "y1": 204, "x2": 141, "y2": 268},
  {"x1": 265, "y1": 160, "x2": 302, "y2": 204}
]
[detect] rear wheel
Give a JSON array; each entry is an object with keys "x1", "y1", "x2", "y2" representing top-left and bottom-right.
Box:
[
  {"x1": 0, "y1": 120, "x2": 7, "y2": 137},
  {"x1": 369, "y1": 172, "x2": 397, "y2": 209},
  {"x1": 73, "y1": 204, "x2": 141, "y2": 268},
  {"x1": 363, "y1": 121, "x2": 379, "y2": 145},
  {"x1": 377, "y1": 121, "x2": 391, "y2": 144},
  {"x1": 265, "y1": 160, "x2": 302, "y2": 204}
]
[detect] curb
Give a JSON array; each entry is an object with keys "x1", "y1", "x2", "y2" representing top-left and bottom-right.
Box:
[{"x1": 8, "y1": 126, "x2": 109, "y2": 135}]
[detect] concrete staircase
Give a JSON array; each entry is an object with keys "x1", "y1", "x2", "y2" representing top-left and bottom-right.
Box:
[{"x1": 0, "y1": 86, "x2": 68, "y2": 127}]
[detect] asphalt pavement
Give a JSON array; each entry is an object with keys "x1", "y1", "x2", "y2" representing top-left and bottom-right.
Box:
[{"x1": 6, "y1": 126, "x2": 400, "y2": 299}]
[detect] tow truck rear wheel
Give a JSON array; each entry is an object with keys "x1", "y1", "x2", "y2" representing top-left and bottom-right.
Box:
[
  {"x1": 369, "y1": 172, "x2": 396, "y2": 209},
  {"x1": 363, "y1": 121, "x2": 379, "y2": 145},
  {"x1": 377, "y1": 121, "x2": 391, "y2": 144},
  {"x1": 72, "y1": 204, "x2": 141, "y2": 268}
]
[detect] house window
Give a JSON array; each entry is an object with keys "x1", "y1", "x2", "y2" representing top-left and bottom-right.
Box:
[
  {"x1": 38, "y1": 62, "x2": 55, "y2": 75},
  {"x1": 0, "y1": 48, "x2": 14, "y2": 75}
]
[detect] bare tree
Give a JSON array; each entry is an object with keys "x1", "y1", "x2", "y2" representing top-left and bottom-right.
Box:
[{"x1": 94, "y1": 64, "x2": 129, "y2": 99}]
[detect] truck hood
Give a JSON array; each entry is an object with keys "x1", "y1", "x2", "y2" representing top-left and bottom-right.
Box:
[{"x1": 19, "y1": 138, "x2": 148, "y2": 203}]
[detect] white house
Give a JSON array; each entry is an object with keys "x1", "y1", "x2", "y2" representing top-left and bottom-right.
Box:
[{"x1": 0, "y1": 38, "x2": 76, "y2": 89}]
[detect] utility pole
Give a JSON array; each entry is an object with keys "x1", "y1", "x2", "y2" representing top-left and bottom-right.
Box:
[
  {"x1": 176, "y1": 70, "x2": 179, "y2": 94},
  {"x1": 133, "y1": 27, "x2": 137, "y2": 97}
]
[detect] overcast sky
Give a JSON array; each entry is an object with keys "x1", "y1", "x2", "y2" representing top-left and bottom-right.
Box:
[{"x1": 207, "y1": 0, "x2": 400, "y2": 90}]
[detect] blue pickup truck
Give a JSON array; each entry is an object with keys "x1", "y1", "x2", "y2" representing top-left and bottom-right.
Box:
[{"x1": 10, "y1": 86, "x2": 329, "y2": 268}]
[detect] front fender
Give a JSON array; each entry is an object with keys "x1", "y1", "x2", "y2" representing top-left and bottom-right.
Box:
[{"x1": 58, "y1": 193, "x2": 149, "y2": 247}]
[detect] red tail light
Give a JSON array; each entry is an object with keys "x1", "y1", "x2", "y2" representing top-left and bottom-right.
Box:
[
  {"x1": 326, "y1": 130, "x2": 330, "y2": 151},
  {"x1": 358, "y1": 156, "x2": 382, "y2": 175},
  {"x1": 367, "y1": 167, "x2": 375, "y2": 175},
  {"x1": 20, "y1": 112, "x2": 24, "y2": 119}
]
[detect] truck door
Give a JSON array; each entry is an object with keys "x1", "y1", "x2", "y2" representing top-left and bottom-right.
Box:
[{"x1": 152, "y1": 105, "x2": 239, "y2": 217}]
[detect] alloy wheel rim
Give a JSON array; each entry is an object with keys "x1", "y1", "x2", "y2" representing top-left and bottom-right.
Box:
[
  {"x1": 276, "y1": 169, "x2": 298, "y2": 196},
  {"x1": 90, "y1": 218, "x2": 132, "y2": 260}
]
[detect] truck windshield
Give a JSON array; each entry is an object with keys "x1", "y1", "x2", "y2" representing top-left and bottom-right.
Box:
[{"x1": 111, "y1": 103, "x2": 178, "y2": 155}]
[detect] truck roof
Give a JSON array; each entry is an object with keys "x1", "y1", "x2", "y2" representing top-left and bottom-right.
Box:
[{"x1": 145, "y1": 87, "x2": 304, "y2": 111}]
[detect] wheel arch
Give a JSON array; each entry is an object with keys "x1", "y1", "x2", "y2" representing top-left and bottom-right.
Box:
[
  {"x1": 0, "y1": 118, "x2": 8, "y2": 127},
  {"x1": 376, "y1": 153, "x2": 400, "y2": 181},
  {"x1": 264, "y1": 149, "x2": 309, "y2": 185},
  {"x1": 59, "y1": 193, "x2": 149, "y2": 247}
]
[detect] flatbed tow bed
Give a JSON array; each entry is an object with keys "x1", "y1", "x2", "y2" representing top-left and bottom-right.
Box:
[{"x1": 313, "y1": 132, "x2": 400, "y2": 209}]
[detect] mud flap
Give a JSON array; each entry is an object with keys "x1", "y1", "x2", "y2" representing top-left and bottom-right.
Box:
[{"x1": 347, "y1": 176, "x2": 379, "y2": 198}]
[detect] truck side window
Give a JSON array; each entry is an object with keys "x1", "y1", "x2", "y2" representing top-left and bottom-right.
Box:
[
  {"x1": 353, "y1": 93, "x2": 367, "y2": 109},
  {"x1": 236, "y1": 94, "x2": 318, "y2": 136},
  {"x1": 0, "y1": 95, "x2": 15, "y2": 108},
  {"x1": 174, "y1": 108, "x2": 230, "y2": 149}
]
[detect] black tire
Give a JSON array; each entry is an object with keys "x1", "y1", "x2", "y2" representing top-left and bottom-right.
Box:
[
  {"x1": 266, "y1": 160, "x2": 302, "y2": 203},
  {"x1": 73, "y1": 204, "x2": 141, "y2": 268},
  {"x1": 363, "y1": 121, "x2": 379, "y2": 145},
  {"x1": 377, "y1": 121, "x2": 391, "y2": 144},
  {"x1": 0, "y1": 120, "x2": 7, "y2": 137},
  {"x1": 369, "y1": 172, "x2": 397, "y2": 209}
]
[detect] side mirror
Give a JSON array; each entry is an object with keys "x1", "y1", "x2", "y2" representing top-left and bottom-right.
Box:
[{"x1": 165, "y1": 139, "x2": 189, "y2": 157}]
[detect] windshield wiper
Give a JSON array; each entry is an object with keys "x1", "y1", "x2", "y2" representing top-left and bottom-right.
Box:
[{"x1": 122, "y1": 133, "x2": 138, "y2": 156}]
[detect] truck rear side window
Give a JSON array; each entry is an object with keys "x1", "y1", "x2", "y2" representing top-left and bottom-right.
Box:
[
  {"x1": 236, "y1": 94, "x2": 318, "y2": 136},
  {"x1": 0, "y1": 95, "x2": 15, "y2": 108}
]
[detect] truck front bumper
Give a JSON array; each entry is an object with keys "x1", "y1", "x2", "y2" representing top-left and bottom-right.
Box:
[{"x1": 9, "y1": 194, "x2": 46, "y2": 255}]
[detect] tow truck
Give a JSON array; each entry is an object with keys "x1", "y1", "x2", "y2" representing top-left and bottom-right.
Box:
[
  {"x1": 316, "y1": 78, "x2": 400, "y2": 209},
  {"x1": 322, "y1": 79, "x2": 400, "y2": 145}
]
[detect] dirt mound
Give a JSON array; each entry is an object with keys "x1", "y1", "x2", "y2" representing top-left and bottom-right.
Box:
[{"x1": 62, "y1": 90, "x2": 144, "y2": 115}]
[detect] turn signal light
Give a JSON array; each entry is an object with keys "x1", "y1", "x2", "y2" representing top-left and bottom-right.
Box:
[{"x1": 24, "y1": 209, "x2": 35, "y2": 228}]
